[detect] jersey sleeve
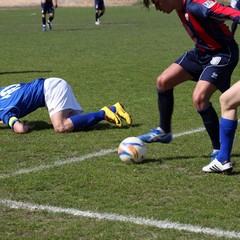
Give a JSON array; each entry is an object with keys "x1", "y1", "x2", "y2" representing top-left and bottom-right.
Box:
[
  {"x1": 2, "y1": 109, "x2": 19, "y2": 127},
  {"x1": 208, "y1": 1, "x2": 240, "y2": 23}
]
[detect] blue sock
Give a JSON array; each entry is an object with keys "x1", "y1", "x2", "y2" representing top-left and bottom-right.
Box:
[
  {"x1": 217, "y1": 117, "x2": 238, "y2": 163},
  {"x1": 69, "y1": 111, "x2": 105, "y2": 130},
  {"x1": 110, "y1": 106, "x2": 116, "y2": 113}
]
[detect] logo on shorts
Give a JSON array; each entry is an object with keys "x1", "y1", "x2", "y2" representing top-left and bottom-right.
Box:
[
  {"x1": 185, "y1": 13, "x2": 189, "y2": 21},
  {"x1": 210, "y1": 57, "x2": 221, "y2": 65},
  {"x1": 211, "y1": 72, "x2": 218, "y2": 79},
  {"x1": 203, "y1": 1, "x2": 216, "y2": 8}
]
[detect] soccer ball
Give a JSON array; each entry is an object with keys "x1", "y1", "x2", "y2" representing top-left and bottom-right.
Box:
[{"x1": 118, "y1": 137, "x2": 147, "y2": 164}]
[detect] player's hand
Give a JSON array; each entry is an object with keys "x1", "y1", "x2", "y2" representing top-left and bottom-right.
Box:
[{"x1": 13, "y1": 120, "x2": 35, "y2": 134}]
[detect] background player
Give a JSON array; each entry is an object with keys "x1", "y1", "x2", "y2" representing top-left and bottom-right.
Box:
[
  {"x1": 230, "y1": 0, "x2": 240, "y2": 34},
  {"x1": 0, "y1": 77, "x2": 132, "y2": 134},
  {"x1": 95, "y1": 0, "x2": 105, "y2": 25},
  {"x1": 138, "y1": 0, "x2": 240, "y2": 165},
  {"x1": 41, "y1": 0, "x2": 58, "y2": 32}
]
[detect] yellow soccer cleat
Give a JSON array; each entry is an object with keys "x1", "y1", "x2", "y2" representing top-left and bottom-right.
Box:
[
  {"x1": 101, "y1": 106, "x2": 123, "y2": 127},
  {"x1": 113, "y1": 102, "x2": 132, "y2": 125}
]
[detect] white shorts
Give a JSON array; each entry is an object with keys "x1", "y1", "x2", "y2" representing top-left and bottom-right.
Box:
[{"x1": 44, "y1": 77, "x2": 83, "y2": 117}]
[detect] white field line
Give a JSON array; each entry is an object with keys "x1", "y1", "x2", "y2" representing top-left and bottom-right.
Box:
[
  {"x1": 0, "y1": 198, "x2": 240, "y2": 239},
  {"x1": 0, "y1": 127, "x2": 206, "y2": 180}
]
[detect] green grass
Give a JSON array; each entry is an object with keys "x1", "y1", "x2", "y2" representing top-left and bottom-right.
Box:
[{"x1": 1, "y1": 6, "x2": 240, "y2": 240}]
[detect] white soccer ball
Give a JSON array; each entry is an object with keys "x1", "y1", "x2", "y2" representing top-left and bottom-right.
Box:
[{"x1": 117, "y1": 137, "x2": 147, "y2": 164}]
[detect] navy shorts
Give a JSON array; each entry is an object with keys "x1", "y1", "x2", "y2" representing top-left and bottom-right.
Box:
[
  {"x1": 41, "y1": 3, "x2": 55, "y2": 14},
  {"x1": 95, "y1": 0, "x2": 105, "y2": 10},
  {"x1": 175, "y1": 41, "x2": 239, "y2": 93}
]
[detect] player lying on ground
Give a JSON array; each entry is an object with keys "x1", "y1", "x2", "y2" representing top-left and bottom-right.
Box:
[
  {"x1": 0, "y1": 77, "x2": 132, "y2": 134},
  {"x1": 138, "y1": 0, "x2": 240, "y2": 173}
]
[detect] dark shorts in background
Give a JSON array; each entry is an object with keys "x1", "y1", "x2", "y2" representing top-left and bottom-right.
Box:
[
  {"x1": 41, "y1": 2, "x2": 55, "y2": 14},
  {"x1": 95, "y1": 0, "x2": 105, "y2": 10}
]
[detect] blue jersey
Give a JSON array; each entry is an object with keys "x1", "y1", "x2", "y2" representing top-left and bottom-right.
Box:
[
  {"x1": 0, "y1": 78, "x2": 45, "y2": 126},
  {"x1": 178, "y1": 0, "x2": 240, "y2": 52}
]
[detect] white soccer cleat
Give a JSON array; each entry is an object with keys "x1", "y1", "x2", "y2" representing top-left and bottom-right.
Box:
[
  {"x1": 95, "y1": 19, "x2": 100, "y2": 25},
  {"x1": 202, "y1": 158, "x2": 233, "y2": 174}
]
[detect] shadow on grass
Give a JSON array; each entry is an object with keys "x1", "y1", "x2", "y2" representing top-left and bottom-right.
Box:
[
  {"x1": 0, "y1": 122, "x2": 140, "y2": 132},
  {"x1": 0, "y1": 70, "x2": 52, "y2": 75},
  {"x1": 141, "y1": 155, "x2": 240, "y2": 175},
  {"x1": 32, "y1": 121, "x2": 53, "y2": 131},
  {"x1": 80, "y1": 123, "x2": 141, "y2": 131}
]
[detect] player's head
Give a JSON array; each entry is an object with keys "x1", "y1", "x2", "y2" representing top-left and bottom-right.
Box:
[
  {"x1": 143, "y1": 0, "x2": 178, "y2": 13},
  {"x1": 143, "y1": 0, "x2": 160, "y2": 8}
]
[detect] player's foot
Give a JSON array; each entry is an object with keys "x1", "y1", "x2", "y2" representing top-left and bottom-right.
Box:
[
  {"x1": 137, "y1": 127, "x2": 172, "y2": 143},
  {"x1": 42, "y1": 26, "x2": 46, "y2": 32},
  {"x1": 210, "y1": 150, "x2": 219, "y2": 161},
  {"x1": 47, "y1": 21, "x2": 52, "y2": 30},
  {"x1": 101, "y1": 106, "x2": 122, "y2": 127},
  {"x1": 113, "y1": 102, "x2": 132, "y2": 125},
  {"x1": 202, "y1": 158, "x2": 233, "y2": 174},
  {"x1": 95, "y1": 19, "x2": 100, "y2": 25}
]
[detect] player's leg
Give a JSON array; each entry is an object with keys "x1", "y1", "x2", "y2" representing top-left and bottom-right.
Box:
[
  {"x1": 47, "y1": 8, "x2": 55, "y2": 30},
  {"x1": 50, "y1": 109, "x2": 102, "y2": 132},
  {"x1": 202, "y1": 83, "x2": 240, "y2": 174},
  {"x1": 138, "y1": 63, "x2": 192, "y2": 143},
  {"x1": 95, "y1": 0, "x2": 100, "y2": 25},
  {"x1": 41, "y1": 3, "x2": 47, "y2": 31},
  {"x1": 98, "y1": 0, "x2": 105, "y2": 19},
  {"x1": 216, "y1": 82, "x2": 240, "y2": 162},
  {"x1": 95, "y1": 10, "x2": 100, "y2": 25},
  {"x1": 50, "y1": 110, "x2": 74, "y2": 132},
  {"x1": 193, "y1": 80, "x2": 220, "y2": 152},
  {"x1": 51, "y1": 108, "x2": 122, "y2": 132},
  {"x1": 42, "y1": 13, "x2": 47, "y2": 31},
  {"x1": 198, "y1": 41, "x2": 239, "y2": 160}
]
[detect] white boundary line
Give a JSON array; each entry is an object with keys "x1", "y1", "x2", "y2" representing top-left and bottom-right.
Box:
[
  {"x1": 0, "y1": 198, "x2": 240, "y2": 239},
  {"x1": 0, "y1": 127, "x2": 206, "y2": 179},
  {"x1": 0, "y1": 149, "x2": 116, "y2": 179}
]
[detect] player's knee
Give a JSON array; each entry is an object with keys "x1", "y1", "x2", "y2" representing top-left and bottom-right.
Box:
[
  {"x1": 156, "y1": 75, "x2": 171, "y2": 90},
  {"x1": 53, "y1": 125, "x2": 67, "y2": 133},
  {"x1": 219, "y1": 92, "x2": 231, "y2": 109},
  {"x1": 192, "y1": 94, "x2": 207, "y2": 111}
]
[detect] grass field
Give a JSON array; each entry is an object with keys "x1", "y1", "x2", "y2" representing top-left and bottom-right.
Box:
[{"x1": 1, "y1": 6, "x2": 240, "y2": 240}]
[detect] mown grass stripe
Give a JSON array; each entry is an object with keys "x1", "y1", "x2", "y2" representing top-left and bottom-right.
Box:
[{"x1": 0, "y1": 127, "x2": 206, "y2": 179}]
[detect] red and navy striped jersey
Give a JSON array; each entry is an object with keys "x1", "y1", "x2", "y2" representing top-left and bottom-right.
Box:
[{"x1": 177, "y1": 0, "x2": 240, "y2": 52}]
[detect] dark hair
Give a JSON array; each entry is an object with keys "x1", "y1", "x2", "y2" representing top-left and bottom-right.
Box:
[{"x1": 143, "y1": 0, "x2": 151, "y2": 8}]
